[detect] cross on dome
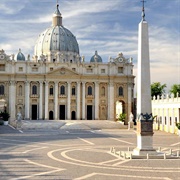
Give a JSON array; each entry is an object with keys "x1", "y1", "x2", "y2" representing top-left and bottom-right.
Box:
[{"x1": 57, "y1": 0, "x2": 59, "y2": 8}]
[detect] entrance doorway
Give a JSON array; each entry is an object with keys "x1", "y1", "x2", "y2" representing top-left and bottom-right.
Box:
[
  {"x1": 49, "y1": 111, "x2": 54, "y2": 120},
  {"x1": 87, "y1": 105, "x2": 92, "y2": 120},
  {"x1": 71, "y1": 111, "x2": 76, "y2": 120},
  {"x1": 32, "y1": 105, "x2": 37, "y2": 120},
  {"x1": 59, "y1": 105, "x2": 65, "y2": 120}
]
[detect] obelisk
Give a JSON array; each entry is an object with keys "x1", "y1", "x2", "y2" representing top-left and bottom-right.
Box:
[{"x1": 133, "y1": 1, "x2": 156, "y2": 155}]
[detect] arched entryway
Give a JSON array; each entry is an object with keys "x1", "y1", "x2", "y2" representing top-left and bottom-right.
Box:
[
  {"x1": 49, "y1": 111, "x2": 54, "y2": 120},
  {"x1": 116, "y1": 100, "x2": 125, "y2": 120},
  {"x1": 71, "y1": 111, "x2": 76, "y2": 120}
]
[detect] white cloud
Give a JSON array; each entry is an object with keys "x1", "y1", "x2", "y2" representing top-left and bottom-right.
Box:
[{"x1": 0, "y1": 1, "x2": 27, "y2": 14}]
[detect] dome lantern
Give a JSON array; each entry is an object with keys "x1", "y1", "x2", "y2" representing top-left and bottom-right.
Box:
[{"x1": 52, "y1": 3, "x2": 62, "y2": 26}]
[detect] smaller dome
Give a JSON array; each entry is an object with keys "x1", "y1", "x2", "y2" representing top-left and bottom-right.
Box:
[
  {"x1": 90, "y1": 51, "x2": 102, "y2": 63},
  {"x1": 15, "y1": 49, "x2": 25, "y2": 61}
]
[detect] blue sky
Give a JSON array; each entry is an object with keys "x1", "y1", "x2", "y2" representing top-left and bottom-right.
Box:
[{"x1": 0, "y1": 0, "x2": 179, "y2": 91}]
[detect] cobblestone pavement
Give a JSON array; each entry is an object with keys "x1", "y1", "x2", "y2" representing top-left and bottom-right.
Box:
[{"x1": 0, "y1": 121, "x2": 180, "y2": 180}]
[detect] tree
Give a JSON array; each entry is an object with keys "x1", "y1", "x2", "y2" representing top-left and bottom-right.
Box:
[
  {"x1": 170, "y1": 84, "x2": 180, "y2": 97},
  {"x1": 151, "y1": 82, "x2": 166, "y2": 98}
]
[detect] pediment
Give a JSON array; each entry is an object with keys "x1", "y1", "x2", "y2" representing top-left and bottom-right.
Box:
[{"x1": 48, "y1": 67, "x2": 80, "y2": 76}]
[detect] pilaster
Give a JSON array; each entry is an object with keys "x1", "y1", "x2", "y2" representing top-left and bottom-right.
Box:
[
  {"x1": 67, "y1": 82, "x2": 71, "y2": 120},
  {"x1": 76, "y1": 82, "x2": 81, "y2": 120},
  {"x1": 39, "y1": 81, "x2": 43, "y2": 120},
  {"x1": 44, "y1": 81, "x2": 49, "y2": 120},
  {"x1": 25, "y1": 81, "x2": 30, "y2": 120},
  {"x1": 54, "y1": 81, "x2": 58, "y2": 120},
  {"x1": 9, "y1": 81, "x2": 16, "y2": 121},
  {"x1": 108, "y1": 82, "x2": 114, "y2": 120},
  {"x1": 82, "y1": 82, "x2": 86, "y2": 120},
  {"x1": 95, "y1": 82, "x2": 99, "y2": 120}
]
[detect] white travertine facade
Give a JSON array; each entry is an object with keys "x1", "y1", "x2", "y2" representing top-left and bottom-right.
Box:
[
  {"x1": 152, "y1": 94, "x2": 180, "y2": 134},
  {"x1": 0, "y1": 4, "x2": 134, "y2": 123}
]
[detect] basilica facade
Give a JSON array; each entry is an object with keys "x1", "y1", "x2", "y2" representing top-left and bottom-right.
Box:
[{"x1": 0, "y1": 4, "x2": 134, "y2": 123}]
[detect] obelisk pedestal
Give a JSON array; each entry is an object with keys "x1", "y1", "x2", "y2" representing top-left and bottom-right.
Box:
[{"x1": 133, "y1": 115, "x2": 157, "y2": 155}]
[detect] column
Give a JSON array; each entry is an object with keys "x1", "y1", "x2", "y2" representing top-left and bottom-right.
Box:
[
  {"x1": 172, "y1": 108, "x2": 175, "y2": 133},
  {"x1": 162, "y1": 108, "x2": 164, "y2": 131},
  {"x1": 39, "y1": 81, "x2": 43, "y2": 120},
  {"x1": 67, "y1": 82, "x2": 71, "y2": 120},
  {"x1": 127, "y1": 83, "x2": 132, "y2": 124},
  {"x1": 76, "y1": 82, "x2": 81, "y2": 120},
  {"x1": 95, "y1": 82, "x2": 99, "y2": 120},
  {"x1": 82, "y1": 82, "x2": 86, "y2": 120},
  {"x1": 25, "y1": 81, "x2": 30, "y2": 120},
  {"x1": 9, "y1": 81, "x2": 16, "y2": 122},
  {"x1": 44, "y1": 81, "x2": 49, "y2": 120},
  {"x1": 167, "y1": 108, "x2": 169, "y2": 132},
  {"x1": 108, "y1": 82, "x2": 114, "y2": 120},
  {"x1": 54, "y1": 82, "x2": 58, "y2": 120}
]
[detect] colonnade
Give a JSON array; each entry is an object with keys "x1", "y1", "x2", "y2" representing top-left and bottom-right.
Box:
[{"x1": 17, "y1": 81, "x2": 115, "y2": 120}]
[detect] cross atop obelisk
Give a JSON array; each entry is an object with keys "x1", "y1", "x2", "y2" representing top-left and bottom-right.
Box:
[{"x1": 141, "y1": 0, "x2": 146, "y2": 21}]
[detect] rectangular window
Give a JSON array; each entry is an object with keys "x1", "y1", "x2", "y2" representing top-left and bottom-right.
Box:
[
  {"x1": 87, "y1": 69, "x2": 93, "y2": 73},
  {"x1": 50, "y1": 67, "x2": 53, "y2": 71},
  {"x1": 0, "y1": 64, "x2": 5, "y2": 71},
  {"x1": 175, "y1": 117, "x2": 177, "y2": 124},
  {"x1": 118, "y1": 67, "x2": 123, "y2": 73},
  {"x1": 170, "y1": 117, "x2": 172, "y2": 125},
  {"x1": 32, "y1": 67, "x2": 38, "y2": 72},
  {"x1": 72, "y1": 68, "x2": 76, "y2": 71},
  {"x1": 101, "y1": 69, "x2": 105, "y2": 73},
  {"x1": 19, "y1": 67, "x2": 23, "y2": 72},
  {"x1": 165, "y1": 117, "x2": 166, "y2": 125}
]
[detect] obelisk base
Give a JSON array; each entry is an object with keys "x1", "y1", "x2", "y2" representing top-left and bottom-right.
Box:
[
  {"x1": 133, "y1": 119, "x2": 158, "y2": 156},
  {"x1": 133, "y1": 135, "x2": 157, "y2": 155}
]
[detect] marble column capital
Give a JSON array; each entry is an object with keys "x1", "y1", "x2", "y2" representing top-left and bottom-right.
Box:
[
  {"x1": 39, "y1": 81, "x2": 44, "y2": 85},
  {"x1": 9, "y1": 81, "x2": 16, "y2": 86},
  {"x1": 44, "y1": 81, "x2": 49, "y2": 85}
]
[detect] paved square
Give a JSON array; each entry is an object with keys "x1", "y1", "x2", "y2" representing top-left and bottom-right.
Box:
[{"x1": 0, "y1": 122, "x2": 180, "y2": 180}]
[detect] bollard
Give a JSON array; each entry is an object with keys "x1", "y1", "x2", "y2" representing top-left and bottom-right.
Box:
[
  {"x1": 164, "y1": 153, "x2": 166, "y2": 159},
  {"x1": 147, "y1": 153, "x2": 149, "y2": 159},
  {"x1": 177, "y1": 151, "x2": 179, "y2": 157},
  {"x1": 110, "y1": 147, "x2": 113, "y2": 152},
  {"x1": 169, "y1": 149, "x2": 172, "y2": 155},
  {"x1": 130, "y1": 153, "x2": 132, "y2": 159},
  {"x1": 158, "y1": 147, "x2": 161, "y2": 152},
  {"x1": 113, "y1": 147, "x2": 115, "y2": 154}
]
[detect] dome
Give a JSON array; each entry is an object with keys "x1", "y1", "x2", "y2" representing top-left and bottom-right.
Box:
[
  {"x1": 15, "y1": 49, "x2": 25, "y2": 61},
  {"x1": 34, "y1": 26, "x2": 79, "y2": 55},
  {"x1": 34, "y1": 4, "x2": 79, "y2": 62},
  {"x1": 90, "y1": 51, "x2": 102, "y2": 63}
]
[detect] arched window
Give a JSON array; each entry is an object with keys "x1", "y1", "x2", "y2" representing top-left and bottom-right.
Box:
[
  {"x1": 50, "y1": 86, "x2": 53, "y2": 95},
  {"x1": 72, "y1": 86, "x2": 76, "y2": 95},
  {"x1": 32, "y1": 85, "x2": 37, "y2": 95},
  {"x1": 101, "y1": 87, "x2": 105, "y2": 96},
  {"x1": 19, "y1": 85, "x2": 22, "y2": 96},
  {"x1": 88, "y1": 86, "x2": 92, "y2": 95},
  {"x1": 60, "y1": 85, "x2": 65, "y2": 95},
  {"x1": 0, "y1": 85, "x2": 4, "y2": 95},
  {"x1": 119, "y1": 87, "x2": 123, "y2": 96}
]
